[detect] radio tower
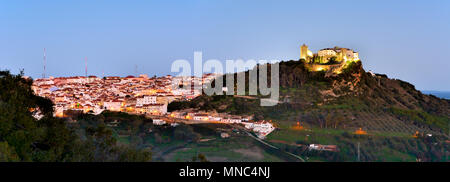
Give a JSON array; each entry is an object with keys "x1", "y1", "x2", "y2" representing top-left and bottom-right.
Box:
[
  {"x1": 85, "y1": 57, "x2": 88, "y2": 77},
  {"x1": 135, "y1": 64, "x2": 138, "y2": 77},
  {"x1": 43, "y1": 48, "x2": 46, "y2": 78}
]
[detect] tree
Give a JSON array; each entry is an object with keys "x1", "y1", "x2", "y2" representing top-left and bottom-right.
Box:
[
  {"x1": 0, "y1": 142, "x2": 20, "y2": 162},
  {"x1": 197, "y1": 153, "x2": 209, "y2": 162},
  {"x1": 192, "y1": 153, "x2": 209, "y2": 162}
]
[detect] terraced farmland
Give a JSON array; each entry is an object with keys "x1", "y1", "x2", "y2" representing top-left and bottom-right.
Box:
[{"x1": 349, "y1": 111, "x2": 441, "y2": 135}]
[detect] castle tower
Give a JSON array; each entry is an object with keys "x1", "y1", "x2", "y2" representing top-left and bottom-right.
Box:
[
  {"x1": 300, "y1": 44, "x2": 309, "y2": 61},
  {"x1": 338, "y1": 48, "x2": 348, "y2": 61}
]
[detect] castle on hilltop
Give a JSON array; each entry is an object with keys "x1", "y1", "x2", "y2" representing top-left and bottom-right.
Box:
[
  {"x1": 301, "y1": 44, "x2": 360, "y2": 63},
  {"x1": 300, "y1": 44, "x2": 360, "y2": 73}
]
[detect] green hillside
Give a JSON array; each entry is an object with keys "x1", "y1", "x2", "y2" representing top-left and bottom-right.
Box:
[{"x1": 168, "y1": 60, "x2": 450, "y2": 161}]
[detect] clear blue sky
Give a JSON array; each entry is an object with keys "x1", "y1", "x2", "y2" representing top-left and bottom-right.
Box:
[{"x1": 1, "y1": 0, "x2": 449, "y2": 91}]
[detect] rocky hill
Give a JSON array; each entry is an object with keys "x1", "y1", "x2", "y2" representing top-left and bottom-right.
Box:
[{"x1": 169, "y1": 60, "x2": 450, "y2": 136}]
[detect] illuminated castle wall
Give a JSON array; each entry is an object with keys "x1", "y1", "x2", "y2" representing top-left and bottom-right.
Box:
[
  {"x1": 300, "y1": 44, "x2": 360, "y2": 63},
  {"x1": 300, "y1": 44, "x2": 361, "y2": 73}
]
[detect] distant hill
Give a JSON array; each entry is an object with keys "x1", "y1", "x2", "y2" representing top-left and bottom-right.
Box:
[{"x1": 422, "y1": 90, "x2": 450, "y2": 100}]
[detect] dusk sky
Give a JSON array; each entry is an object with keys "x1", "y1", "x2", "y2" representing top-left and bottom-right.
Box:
[{"x1": 1, "y1": 0, "x2": 449, "y2": 91}]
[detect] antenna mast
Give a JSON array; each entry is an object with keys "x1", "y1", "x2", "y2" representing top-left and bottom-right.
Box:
[
  {"x1": 85, "y1": 57, "x2": 88, "y2": 78},
  {"x1": 135, "y1": 64, "x2": 138, "y2": 77},
  {"x1": 43, "y1": 48, "x2": 46, "y2": 78}
]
